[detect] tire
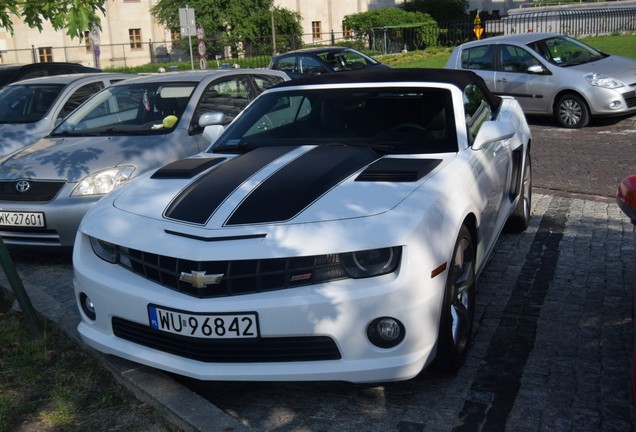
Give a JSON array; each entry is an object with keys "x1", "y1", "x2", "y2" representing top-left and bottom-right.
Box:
[
  {"x1": 555, "y1": 93, "x2": 590, "y2": 128},
  {"x1": 505, "y1": 154, "x2": 532, "y2": 233},
  {"x1": 434, "y1": 225, "x2": 475, "y2": 372}
]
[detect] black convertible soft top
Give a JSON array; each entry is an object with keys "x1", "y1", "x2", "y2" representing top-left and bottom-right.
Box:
[{"x1": 275, "y1": 67, "x2": 502, "y2": 112}]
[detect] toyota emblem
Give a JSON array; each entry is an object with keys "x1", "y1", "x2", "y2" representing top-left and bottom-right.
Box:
[{"x1": 15, "y1": 180, "x2": 30, "y2": 193}]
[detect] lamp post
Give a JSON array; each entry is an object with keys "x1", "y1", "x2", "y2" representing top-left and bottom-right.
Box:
[{"x1": 270, "y1": 4, "x2": 276, "y2": 56}]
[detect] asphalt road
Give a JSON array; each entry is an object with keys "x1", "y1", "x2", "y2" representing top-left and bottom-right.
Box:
[{"x1": 4, "y1": 113, "x2": 636, "y2": 432}]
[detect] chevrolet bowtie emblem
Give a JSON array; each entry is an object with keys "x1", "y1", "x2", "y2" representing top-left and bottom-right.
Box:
[{"x1": 179, "y1": 271, "x2": 224, "y2": 288}]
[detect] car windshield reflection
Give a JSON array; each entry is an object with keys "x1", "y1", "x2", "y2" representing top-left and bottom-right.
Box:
[
  {"x1": 51, "y1": 82, "x2": 196, "y2": 137},
  {"x1": 0, "y1": 84, "x2": 64, "y2": 124}
]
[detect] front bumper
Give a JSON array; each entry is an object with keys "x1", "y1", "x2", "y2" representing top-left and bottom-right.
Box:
[{"x1": 73, "y1": 233, "x2": 447, "y2": 383}]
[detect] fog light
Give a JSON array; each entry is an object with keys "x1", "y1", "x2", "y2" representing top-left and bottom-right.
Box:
[
  {"x1": 367, "y1": 317, "x2": 405, "y2": 348},
  {"x1": 609, "y1": 100, "x2": 622, "y2": 110},
  {"x1": 80, "y1": 293, "x2": 96, "y2": 321}
]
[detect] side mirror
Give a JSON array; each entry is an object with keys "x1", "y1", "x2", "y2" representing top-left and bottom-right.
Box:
[
  {"x1": 472, "y1": 120, "x2": 516, "y2": 151},
  {"x1": 527, "y1": 64, "x2": 546, "y2": 74},
  {"x1": 617, "y1": 175, "x2": 636, "y2": 224},
  {"x1": 198, "y1": 111, "x2": 226, "y2": 128},
  {"x1": 202, "y1": 124, "x2": 225, "y2": 146}
]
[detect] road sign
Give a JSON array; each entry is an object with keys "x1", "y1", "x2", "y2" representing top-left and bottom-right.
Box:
[{"x1": 179, "y1": 7, "x2": 196, "y2": 36}]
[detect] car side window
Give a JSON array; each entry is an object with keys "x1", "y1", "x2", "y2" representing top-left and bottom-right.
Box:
[
  {"x1": 460, "y1": 45, "x2": 494, "y2": 70},
  {"x1": 499, "y1": 44, "x2": 540, "y2": 73},
  {"x1": 194, "y1": 76, "x2": 252, "y2": 129},
  {"x1": 251, "y1": 74, "x2": 285, "y2": 93},
  {"x1": 58, "y1": 82, "x2": 105, "y2": 121},
  {"x1": 463, "y1": 84, "x2": 492, "y2": 143},
  {"x1": 272, "y1": 57, "x2": 296, "y2": 74},
  {"x1": 298, "y1": 56, "x2": 325, "y2": 75}
]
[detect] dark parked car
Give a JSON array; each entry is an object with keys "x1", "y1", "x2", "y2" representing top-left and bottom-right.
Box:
[
  {"x1": 268, "y1": 47, "x2": 388, "y2": 79},
  {"x1": 0, "y1": 62, "x2": 101, "y2": 88}
]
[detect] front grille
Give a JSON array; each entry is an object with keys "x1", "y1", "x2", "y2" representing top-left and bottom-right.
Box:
[
  {"x1": 0, "y1": 180, "x2": 65, "y2": 202},
  {"x1": 624, "y1": 91, "x2": 636, "y2": 109},
  {"x1": 117, "y1": 246, "x2": 350, "y2": 298},
  {"x1": 112, "y1": 317, "x2": 341, "y2": 362}
]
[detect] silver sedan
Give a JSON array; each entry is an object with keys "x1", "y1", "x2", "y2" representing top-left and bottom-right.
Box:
[{"x1": 446, "y1": 32, "x2": 636, "y2": 128}]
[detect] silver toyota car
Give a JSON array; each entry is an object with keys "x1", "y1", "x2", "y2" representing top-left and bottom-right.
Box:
[
  {"x1": 446, "y1": 32, "x2": 636, "y2": 128},
  {"x1": 0, "y1": 69, "x2": 289, "y2": 249}
]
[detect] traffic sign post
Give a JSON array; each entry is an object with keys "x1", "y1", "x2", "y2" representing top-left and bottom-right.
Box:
[
  {"x1": 179, "y1": 6, "x2": 196, "y2": 70},
  {"x1": 197, "y1": 24, "x2": 206, "y2": 70}
]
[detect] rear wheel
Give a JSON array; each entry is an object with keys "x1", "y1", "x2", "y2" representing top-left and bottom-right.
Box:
[
  {"x1": 555, "y1": 93, "x2": 589, "y2": 128},
  {"x1": 505, "y1": 154, "x2": 532, "y2": 233},
  {"x1": 434, "y1": 225, "x2": 475, "y2": 372}
]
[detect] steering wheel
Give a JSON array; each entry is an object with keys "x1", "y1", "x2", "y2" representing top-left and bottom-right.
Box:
[
  {"x1": 560, "y1": 51, "x2": 573, "y2": 62},
  {"x1": 388, "y1": 123, "x2": 428, "y2": 133}
]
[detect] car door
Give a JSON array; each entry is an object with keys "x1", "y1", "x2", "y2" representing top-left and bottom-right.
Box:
[
  {"x1": 459, "y1": 44, "x2": 496, "y2": 92},
  {"x1": 493, "y1": 44, "x2": 551, "y2": 114},
  {"x1": 464, "y1": 84, "x2": 511, "y2": 252}
]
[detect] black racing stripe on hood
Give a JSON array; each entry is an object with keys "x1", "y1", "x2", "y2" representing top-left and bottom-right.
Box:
[
  {"x1": 164, "y1": 146, "x2": 295, "y2": 224},
  {"x1": 355, "y1": 158, "x2": 442, "y2": 182},
  {"x1": 226, "y1": 145, "x2": 382, "y2": 226},
  {"x1": 151, "y1": 158, "x2": 226, "y2": 179}
]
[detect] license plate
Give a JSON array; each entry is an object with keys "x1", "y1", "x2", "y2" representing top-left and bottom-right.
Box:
[
  {"x1": 148, "y1": 305, "x2": 259, "y2": 339},
  {"x1": 0, "y1": 211, "x2": 45, "y2": 227}
]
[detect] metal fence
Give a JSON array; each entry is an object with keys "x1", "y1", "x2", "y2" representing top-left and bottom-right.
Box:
[
  {"x1": 2, "y1": 7, "x2": 635, "y2": 69},
  {"x1": 369, "y1": 7, "x2": 636, "y2": 53}
]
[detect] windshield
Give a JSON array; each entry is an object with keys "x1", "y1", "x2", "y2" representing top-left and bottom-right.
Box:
[
  {"x1": 527, "y1": 35, "x2": 606, "y2": 67},
  {"x1": 51, "y1": 82, "x2": 196, "y2": 137},
  {"x1": 0, "y1": 84, "x2": 64, "y2": 123},
  {"x1": 210, "y1": 86, "x2": 457, "y2": 155}
]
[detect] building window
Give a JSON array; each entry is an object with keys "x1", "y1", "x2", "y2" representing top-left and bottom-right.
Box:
[
  {"x1": 129, "y1": 28, "x2": 142, "y2": 49},
  {"x1": 38, "y1": 47, "x2": 53, "y2": 62},
  {"x1": 312, "y1": 21, "x2": 322, "y2": 40},
  {"x1": 342, "y1": 22, "x2": 351, "y2": 38}
]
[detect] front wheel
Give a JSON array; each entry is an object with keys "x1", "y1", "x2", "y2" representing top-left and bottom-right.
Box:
[
  {"x1": 555, "y1": 93, "x2": 590, "y2": 128},
  {"x1": 434, "y1": 225, "x2": 475, "y2": 372}
]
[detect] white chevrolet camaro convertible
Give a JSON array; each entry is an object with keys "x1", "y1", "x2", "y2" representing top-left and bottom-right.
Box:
[{"x1": 74, "y1": 68, "x2": 532, "y2": 383}]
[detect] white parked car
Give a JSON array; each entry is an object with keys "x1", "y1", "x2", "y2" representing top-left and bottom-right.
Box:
[{"x1": 74, "y1": 68, "x2": 532, "y2": 383}]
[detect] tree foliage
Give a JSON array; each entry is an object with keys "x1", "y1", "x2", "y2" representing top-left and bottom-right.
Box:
[
  {"x1": 343, "y1": 8, "x2": 438, "y2": 51},
  {"x1": 150, "y1": 0, "x2": 303, "y2": 56},
  {"x1": 402, "y1": 0, "x2": 469, "y2": 22},
  {"x1": 0, "y1": 0, "x2": 106, "y2": 39}
]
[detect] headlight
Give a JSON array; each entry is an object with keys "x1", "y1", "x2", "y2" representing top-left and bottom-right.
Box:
[
  {"x1": 341, "y1": 247, "x2": 401, "y2": 278},
  {"x1": 72, "y1": 165, "x2": 135, "y2": 196},
  {"x1": 584, "y1": 73, "x2": 624, "y2": 89},
  {"x1": 89, "y1": 236, "x2": 118, "y2": 263}
]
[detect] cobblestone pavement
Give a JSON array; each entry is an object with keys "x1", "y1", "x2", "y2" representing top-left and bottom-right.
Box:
[{"x1": 3, "y1": 114, "x2": 636, "y2": 431}]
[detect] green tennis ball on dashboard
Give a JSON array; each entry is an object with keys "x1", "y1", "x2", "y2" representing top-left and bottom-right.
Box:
[{"x1": 163, "y1": 115, "x2": 178, "y2": 128}]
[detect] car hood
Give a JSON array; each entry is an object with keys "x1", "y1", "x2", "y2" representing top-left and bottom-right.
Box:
[
  {"x1": 569, "y1": 55, "x2": 636, "y2": 83},
  {"x1": 0, "y1": 122, "x2": 49, "y2": 157},
  {"x1": 112, "y1": 145, "x2": 450, "y2": 227},
  {"x1": 0, "y1": 134, "x2": 175, "y2": 181}
]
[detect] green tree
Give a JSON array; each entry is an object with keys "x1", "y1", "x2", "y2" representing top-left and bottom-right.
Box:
[
  {"x1": 402, "y1": 0, "x2": 469, "y2": 22},
  {"x1": 151, "y1": 0, "x2": 302, "y2": 57},
  {"x1": 0, "y1": 0, "x2": 106, "y2": 39},
  {"x1": 344, "y1": 8, "x2": 438, "y2": 51}
]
